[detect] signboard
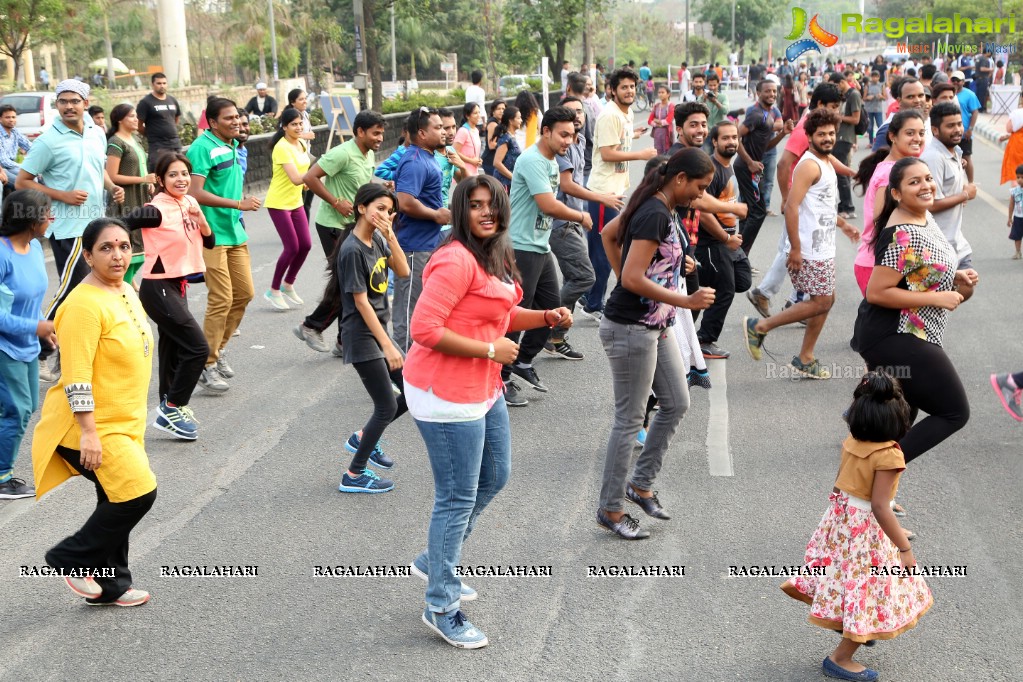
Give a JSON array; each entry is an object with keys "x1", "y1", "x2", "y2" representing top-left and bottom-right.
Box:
[{"x1": 440, "y1": 62, "x2": 454, "y2": 73}]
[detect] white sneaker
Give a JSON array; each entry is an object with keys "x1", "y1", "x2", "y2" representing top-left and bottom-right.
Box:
[
  {"x1": 215, "y1": 350, "x2": 235, "y2": 378},
  {"x1": 64, "y1": 576, "x2": 103, "y2": 598},
  {"x1": 265, "y1": 289, "x2": 290, "y2": 311},
  {"x1": 87, "y1": 587, "x2": 150, "y2": 607},
  {"x1": 198, "y1": 365, "x2": 230, "y2": 393},
  {"x1": 281, "y1": 285, "x2": 304, "y2": 306}
]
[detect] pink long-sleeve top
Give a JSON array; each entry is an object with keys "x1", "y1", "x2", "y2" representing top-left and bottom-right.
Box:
[{"x1": 403, "y1": 240, "x2": 524, "y2": 403}]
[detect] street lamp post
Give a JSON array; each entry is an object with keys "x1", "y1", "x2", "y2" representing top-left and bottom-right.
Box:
[
  {"x1": 731, "y1": 0, "x2": 736, "y2": 56},
  {"x1": 268, "y1": 0, "x2": 280, "y2": 98}
]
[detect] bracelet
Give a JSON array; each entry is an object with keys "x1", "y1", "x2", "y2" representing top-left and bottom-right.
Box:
[
  {"x1": 898, "y1": 547, "x2": 912, "y2": 553},
  {"x1": 237, "y1": 200, "x2": 242, "y2": 210}
]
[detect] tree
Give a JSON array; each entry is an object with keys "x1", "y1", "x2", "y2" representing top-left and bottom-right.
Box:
[
  {"x1": 388, "y1": 14, "x2": 445, "y2": 80},
  {"x1": 224, "y1": 0, "x2": 292, "y2": 85},
  {"x1": 0, "y1": 0, "x2": 64, "y2": 86},
  {"x1": 696, "y1": 0, "x2": 783, "y2": 63},
  {"x1": 505, "y1": 0, "x2": 586, "y2": 74}
]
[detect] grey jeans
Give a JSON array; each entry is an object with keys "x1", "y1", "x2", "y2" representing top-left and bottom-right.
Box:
[
  {"x1": 391, "y1": 250, "x2": 433, "y2": 353},
  {"x1": 549, "y1": 222, "x2": 596, "y2": 342},
  {"x1": 598, "y1": 318, "x2": 690, "y2": 512}
]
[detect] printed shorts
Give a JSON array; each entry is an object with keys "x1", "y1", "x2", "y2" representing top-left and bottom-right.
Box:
[{"x1": 788, "y1": 258, "x2": 836, "y2": 297}]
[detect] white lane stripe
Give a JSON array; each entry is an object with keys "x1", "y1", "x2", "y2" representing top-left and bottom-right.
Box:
[{"x1": 705, "y1": 358, "x2": 733, "y2": 476}]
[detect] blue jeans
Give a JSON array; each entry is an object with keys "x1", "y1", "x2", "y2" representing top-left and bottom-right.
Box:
[
  {"x1": 760, "y1": 147, "x2": 777, "y2": 212},
  {"x1": 867, "y1": 111, "x2": 884, "y2": 143},
  {"x1": 583, "y1": 203, "x2": 619, "y2": 313},
  {"x1": 0, "y1": 351, "x2": 39, "y2": 480},
  {"x1": 414, "y1": 398, "x2": 511, "y2": 613}
]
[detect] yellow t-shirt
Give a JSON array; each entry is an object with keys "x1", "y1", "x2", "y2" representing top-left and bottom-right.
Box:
[
  {"x1": 265, "y1": 138, "x2": 311, "y2": 210},
  {"x1": 833, "y1": 436, "x2": 905, "y2": 502},
  {"x1": 32, "y1": 283, "x2": 157, "y2": 502}
]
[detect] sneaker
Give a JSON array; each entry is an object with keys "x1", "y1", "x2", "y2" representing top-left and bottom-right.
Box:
[
  {"x1": 345, "y1": 432, "x2": 395, "y2": 469},
  {"x1": 742, "y1": 317, "x2": 767, "y2": 361},
  {"x1": 86, "y1": 588, "x2": 151, "y2": 607},
  {"x1": 232, "y1": 328, "x2": 241, "y2": 337},
  {"x1": 746, "y1": 287, "x2": 771, "y2": 317},
  {"x1": 579, "y1": 307, "x2": 603, "y2": 322},
  {"x1": 626, "y1": 486, "x2": 671, "y2": 520},
  {"x1": 687, "y1": 368, "x2": 712, "y2": 389},
  {"x1": 750, "y1": 267, "x2": 761, "y2": 276},
  {"x1": 280, "y1": 285, "x2": 304, "y2": 306},
  {"x1": 39, "y1": 359, "x2": 59, "y2": 383},
  {"x1": 338, "y1": 468, "x2": 394, "y2": 493},
  {"x1": 991, "y1": 374, "x2": 1023, "y2": 422},
  {"x1": 635, "y1": 428, "x2": 647, "y2": 447},
  {"x1": 331, "y1": 342, "x2": 344, "y2": 358},
  {"x1": 0, "y1": 477, "x2": 35, "y2": 499},
  {"x1": 790, "y1": 356, "x2": 831, "y2": 379},
  {"x1": 421, "y1": 608, "x2": 488, "y2": 649},
  {"x1": 215, "y1": 351, "x2": 235, "y2": 378},
  {"x1": 510, "y1": 364, "x2": 547, "y2": 392},
  {"x1": 700, "y1": 341, "x2": 730, "y2": 359},
  {"x1": 409, "y1": 561, "x2": 477, "y2": 601},
  {"x1": 264, "y1": 289, "x2": 290, "y2": 311},
  {"x1": 198, "y1": 364, "x2": 230, "y2": 393},
  {"x1": 782, "y1": 300, "x2": 808, "y2": 326},
  {"x1": 1013, "y1": 252, "x2": 1022, "y2": 260},
  {"x1": 293, "y1": 324, "x2": 330, "y2": 353},
  {"x1": 838, "y1": 211, "x2": 858, "y2": 220},
  {"x1": 596, "y1": 509, "x2": 650, "y2": 540},
  {"x1": 503, "y1": 380, "x2": 529, "y2": 407},
  {"x1": 64, "y1": 575, "x2": 102, "y2": 598},
  {"x1": 153, "y1": 399, "x2": 199, "y2": 440},
  {"x1": 543, "y1": 340, "x2": 584, "y2": 360}
]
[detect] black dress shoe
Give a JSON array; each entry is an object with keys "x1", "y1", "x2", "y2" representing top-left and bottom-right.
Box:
[
  {"x1": 626, "y1": 486, "x2": 671, "y2": 520},
  {"x1": 509, "y1": 364, "x2": 548, "y2": 392},
  {"x1": 596, "y1": 510, "x2": 650, "y2": 539}
]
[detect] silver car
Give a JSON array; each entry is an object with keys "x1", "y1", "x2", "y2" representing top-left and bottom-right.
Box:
[{"x1": 0, "y1": 91, "x2": 59, "y2": 140}]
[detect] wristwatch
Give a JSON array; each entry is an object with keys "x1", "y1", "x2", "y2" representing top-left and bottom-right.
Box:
[{"x1": 487, "y1": 343, "x2": 496, "y2": 360}]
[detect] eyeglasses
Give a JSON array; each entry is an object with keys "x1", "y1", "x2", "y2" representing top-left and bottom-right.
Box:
[{"x1": 56, "y1": 98, "x2": 83, "y2": 106}]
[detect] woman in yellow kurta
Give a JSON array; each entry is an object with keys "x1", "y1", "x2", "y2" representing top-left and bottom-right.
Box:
[{"x1": 32, "y1": 217, "x2": 158, "y2": 607}]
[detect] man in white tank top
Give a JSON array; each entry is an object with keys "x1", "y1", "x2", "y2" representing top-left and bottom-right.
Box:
[{"x1": 742, "y1": 110, "x2": 860, "y2": 379}]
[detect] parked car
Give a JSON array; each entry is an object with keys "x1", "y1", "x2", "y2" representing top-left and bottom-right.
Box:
[
  {"x1": 497, "y1": 73, "x2": 553, "y2": 98},
  {"x1": 0, "y1": 91, "x2": 58, "y2": 140}
]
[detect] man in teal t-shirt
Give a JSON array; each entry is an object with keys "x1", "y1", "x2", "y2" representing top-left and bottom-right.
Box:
[
  {"x1": 186, "y1": 101, "x2": 261, "y2": 392},
  {"x1": 501, "y1": 106, "x2": 593, "y2": 406}
]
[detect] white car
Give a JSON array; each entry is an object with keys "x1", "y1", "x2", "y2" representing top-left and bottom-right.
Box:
[{"x1": 0, "y1": 91, "x2": 59, "y2": 140}]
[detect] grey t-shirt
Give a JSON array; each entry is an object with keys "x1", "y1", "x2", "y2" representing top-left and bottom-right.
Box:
[
  {"x1": 338, "y1": 231, "x2": 393, "y2": 364},
  {"x1": 864, "y1": 82, "x2": 885, "y2": 114},
  {"x1": 838, "y1": 88, "x2": 862, "y2": 143},
  {"x1": 919, "y1": 138, "x2": 972, "y2": 260}
]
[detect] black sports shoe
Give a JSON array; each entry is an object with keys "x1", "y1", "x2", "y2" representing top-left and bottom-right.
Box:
[
  {"x1": 699, "y1": 341, "x2": 730, "y2": 359},
  {"x1": 543, "y1": 340, "x2": 584, "y2": 360},
  {"x1": 626, "y1": 486, "x2": 671, "y2": 520},
  {"x1": 596, "y1": 509, "x2": 650, "y2": 540},
  {"x1": 0, "y1": 477, "x2": 35, "y2": 499},
  {"x1": 503, "y1": 380, "x2": 529, "y2": 407},
  {"x1": 509, "y1": 364, "x2": 548, "y2": 392}
]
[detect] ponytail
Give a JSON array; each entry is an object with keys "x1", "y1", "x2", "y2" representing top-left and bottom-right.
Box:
[{"x1": 616, "y1": 148, "x2": 714, "y2": 246}]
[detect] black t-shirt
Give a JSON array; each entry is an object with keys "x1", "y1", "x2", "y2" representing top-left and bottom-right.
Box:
[
  {"x1": 136, "y1": 94, "x2": 182, "y2": 148},
  {"x1": 739, "y1": 104, "x2": 777, "y2": 164},
  {"x1": 604, "y1": 199, "x2": 684, "y2": 330},
  {"x1": 697, "y1": 155, "x2": 740, "y2": 243},
  {"x1": 871, "y1": 62, "x2": 887, "y2": 79},
  {"x1": 245, "y1": 95, "x2": 278, "y2": 117},
  {"x1": 975, "y1": 56, "x2": 991, "y2": 82},
  {"x1": 338, "y1": 231, "x2": 393, "y2": 364}
]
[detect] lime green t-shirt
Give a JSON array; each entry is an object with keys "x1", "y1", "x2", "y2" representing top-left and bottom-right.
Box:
[
  {"x1": 313, "y1": 139, "x2": 376, "y2": 229},
  {"x1": 265, "y1": 138, "x2": 311, "y2": 210},
  {"x1": 186, "y1": 131, "x2": 246, "y2": 246}
]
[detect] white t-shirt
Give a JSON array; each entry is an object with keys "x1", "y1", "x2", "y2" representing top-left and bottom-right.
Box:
[
  {"x1": 465, "y1": 85, "x2": 486, "y2": 109},
  {"x1": 587, "y1": 104, "x2": 634, "y2": 195}
]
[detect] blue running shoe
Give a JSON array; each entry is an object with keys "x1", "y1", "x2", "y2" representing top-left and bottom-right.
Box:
[
  {"x1": 635, "y1": 429, "x2": 647, "y2": 447},
  {"x1": 422, "y1": 608, "x2": 488, "y2": 649},
  {"x1": 339, "y1": 468, "x2": 394, "y2": 493},
  {"x1": 153, "y1": 398, "x2": 198, "y2": 441},
  {"x1": 409, "y1": 560, "x2": 477, "y2": 601},
  {"x1": 345, "y1": 432, "x2": 394, "y2": 469}
]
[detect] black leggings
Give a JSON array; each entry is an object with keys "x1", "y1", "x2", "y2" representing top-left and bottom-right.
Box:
[
  {"x1": 860, "y1": 334, "x2": 970, "y2": 464},
  {"x1": 139, "y1": 277, "x2": 209, "y2": 406},
  {"x1": 349, "y1": 357, "x2": 408, "y2": 474},
  {"x1": 46, "y1": 446, "x2": 157, "y2": 602}
]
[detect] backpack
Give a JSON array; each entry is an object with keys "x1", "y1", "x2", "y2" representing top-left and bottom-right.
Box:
[{"x1": 852, "y1": 95, "x2": 868, "y2": 136}]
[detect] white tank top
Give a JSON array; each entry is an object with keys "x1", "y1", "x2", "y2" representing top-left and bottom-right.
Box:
[{"x1": 793, "y1": 150, "x2": 839, "y2": 260}]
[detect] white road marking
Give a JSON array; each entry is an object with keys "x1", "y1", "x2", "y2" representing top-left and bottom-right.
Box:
[
  {"x1": 705, "y1": 359, "x2": 734, "y2": 476},
  {"x1": 976, "y1": 186, "x2": 1009, "y2": 216}
]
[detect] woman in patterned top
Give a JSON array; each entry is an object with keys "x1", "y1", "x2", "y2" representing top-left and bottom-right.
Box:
[
  {"x1": 852, "y1": 157, "x2": 977, "y2": 467},
  {"x1": 105, "y1": 104, "x2": 156, "y2": 285},
  {"x1": 596, "y1": 148, "x2": 716, "y2": 540}
]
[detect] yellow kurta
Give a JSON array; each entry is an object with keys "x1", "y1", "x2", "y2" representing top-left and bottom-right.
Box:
[
  {"x1": 32, "y1": 283, "x2": 157, "y2": 502},
  {"x1": 524, "y1": 111, "x2": 539, "y2": 148}
]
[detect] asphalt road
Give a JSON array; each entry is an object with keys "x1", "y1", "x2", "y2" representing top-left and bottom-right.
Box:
[{"x1": 1, "y1": 92, "x2": 1020, "y2": 681}]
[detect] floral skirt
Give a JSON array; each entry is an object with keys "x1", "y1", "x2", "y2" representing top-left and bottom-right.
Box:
[{"x1": 781, "y1": 491, "x2": 933, "y2": 642}]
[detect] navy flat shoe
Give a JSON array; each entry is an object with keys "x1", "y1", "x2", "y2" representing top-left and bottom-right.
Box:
[{"x1": 822, "y1": 657, "x2": 879, "y2": 681}]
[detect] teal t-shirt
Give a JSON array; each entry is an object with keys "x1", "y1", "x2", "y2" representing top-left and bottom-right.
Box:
[
  {"x1": 186, "y1": 131, "x2": 246, "y2": 246},
  {"x1": 509, "y1": 144, "x2": 560, "y2": 254},
  {"x1": 314, "y1": 139, "x2": 376, "y2": 229}
]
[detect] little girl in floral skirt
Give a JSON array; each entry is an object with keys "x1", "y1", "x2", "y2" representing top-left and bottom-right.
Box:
[{"x1": 781, "y1": 370, "x2": 932, "y2": 682}]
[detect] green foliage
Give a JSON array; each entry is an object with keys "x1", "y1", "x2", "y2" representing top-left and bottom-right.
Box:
[
  {"x1": 0, "y1": 0, "x2": 67, "y2": 78},
  {"x1": 233, "y1": 39, "x2": 302, "y2": 79},
  {"x1": 697, "y1": 0, "x2": 785, "y2": 53},
  {"x1": 525, "y1": 77, "x2": 543, "y2": 91},
  {"x1": 309, "y1": 108, "x2": 326, "y2": 126},
  {"x1": 380, "y1": 91, "x2": 466, "y2": 114},
  {"x1": 179, "y1": 123, "x2": 198, "y2": 147}
]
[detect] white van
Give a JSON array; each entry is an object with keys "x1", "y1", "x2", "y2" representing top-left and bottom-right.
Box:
[{"x1": 0, "y1": 91, "x2": 59, "y2": 140}]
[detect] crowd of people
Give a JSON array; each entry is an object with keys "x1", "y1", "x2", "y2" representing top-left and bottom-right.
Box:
[{"x1": 0, "y1": 51, "x2": 1020, "y2": 671}]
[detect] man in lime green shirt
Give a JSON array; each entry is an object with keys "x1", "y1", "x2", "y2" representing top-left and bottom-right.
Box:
[
  {"x1": 295, "y1": 110, "x2": 386, "y2": 354},
  {"x1": 186, "y1": 98, "x2": 262, "y2": 392}
]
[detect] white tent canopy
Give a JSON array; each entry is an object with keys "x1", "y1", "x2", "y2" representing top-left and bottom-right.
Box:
[{"x1": 88, "y1": 57, "x2": 130, "y2": 73}]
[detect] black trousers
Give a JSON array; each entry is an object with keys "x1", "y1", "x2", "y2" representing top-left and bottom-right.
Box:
[
  {"x1": 45, "y1": 447, "x2": 157, "y2": 602},
  {"x1": 349, "y1": 358, "x2": 408, "y2": 474},
  {"x1": 501, "y1": 250, "x2": 561, "y2": 379},
  {"x1": 734, "y1": 158, "x2": 768, "y2": 258},
  {"x1": 305, "y1": 224, "x2": 354, "y2": 344},
  {"x1": 694, "y1": 241, "x2": 752, "y2": 343},
  {"x1": 860, "y1": 334, "x2": 970, "y2": 464},
  {"x1": 139, "y1": 277, "x2": 209, "y2": 406},
  {"x1": 45, "y1": 236, "x2": 91, "y2": 321},
  {"x1": 833, "y1": 140, "x2": 855, "y2": 213}
]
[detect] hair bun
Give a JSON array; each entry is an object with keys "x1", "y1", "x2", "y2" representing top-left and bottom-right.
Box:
[{"x1": 858, "y1": 370, "x2": 897, "y2": 401}]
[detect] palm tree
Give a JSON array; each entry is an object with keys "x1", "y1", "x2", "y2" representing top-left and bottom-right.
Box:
[
  {"x1": 389, "y1": 15, "x2": 445, "y2": 81},
  {"x1": 224, "y1": 0, "x2": 292, "y2": 84}
]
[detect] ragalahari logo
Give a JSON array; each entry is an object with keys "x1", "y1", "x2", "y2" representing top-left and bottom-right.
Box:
[{"x1": 785, "y1": 7, "x2": 839, "y2": 62}]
